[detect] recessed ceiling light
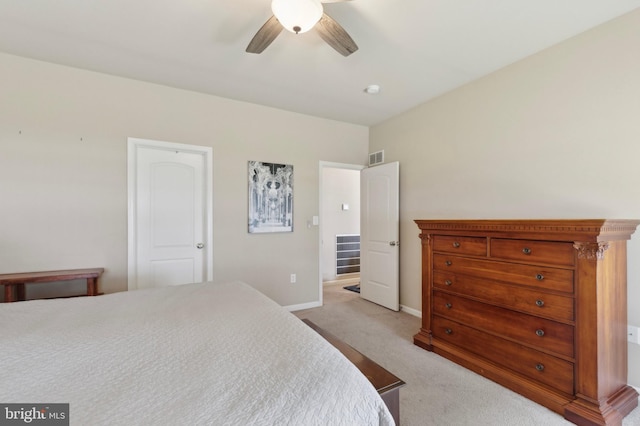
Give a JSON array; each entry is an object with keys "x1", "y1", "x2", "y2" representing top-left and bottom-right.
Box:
[{"x1": 364, "y1": 84, "x2": 380, "y2": 95}]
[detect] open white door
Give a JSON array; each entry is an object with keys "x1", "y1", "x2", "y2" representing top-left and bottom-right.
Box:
[{"x1": 360, "y1": 161, "x2": 399, "y2": 311}]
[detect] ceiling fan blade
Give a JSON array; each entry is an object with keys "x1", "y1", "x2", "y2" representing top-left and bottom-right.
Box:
[
  {"x1": 246, "y1": 15, "x2": 283, "y2": 54},
  {"x1": 316, "y1": 13, "x2": 358, "y2": 57}
]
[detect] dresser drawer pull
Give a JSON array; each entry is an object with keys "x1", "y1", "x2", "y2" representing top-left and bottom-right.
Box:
[
  {"x1": 535, "y1": 274, "x2": 544, "y2": 281},
  {"x1": 445, "y1": 328, "x2": 453, "y2": 335},
  {"x1": 444, "y1": 279, "x2": 452, "y2": 286},
  {"x1": 522, "y1": 247, "x2": 532, "y2": 255},
  {"x1": 535, "y1": 329, "x2": 545, "y2": 337},
  {"x1": 535, "y1": 299, "x2": 545, "y2": 307},
  {"x1": 535, "y1": 363, "x2": 545, "y2": 372},
  {"x1": 452, "y1": 241, "x2": 460, "y2": 248},
  {"x1": 445, "y1": 303, "x2": 452, "y2": 309},
  {"x1": 445, "y1": 260, "x2": 452, "y2": 266}
]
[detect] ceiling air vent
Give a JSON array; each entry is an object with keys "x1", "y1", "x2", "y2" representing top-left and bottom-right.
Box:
[{"x1": 369, "y1": 150, "x2": 384, "y2": 166}]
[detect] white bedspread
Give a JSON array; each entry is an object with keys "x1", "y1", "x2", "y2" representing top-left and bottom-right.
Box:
[{"x1": 0, "y1": 281, "x2": 394, "y2": 425}]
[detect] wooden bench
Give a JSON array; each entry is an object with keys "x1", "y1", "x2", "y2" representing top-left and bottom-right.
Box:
[
  {"x1": 0, "y1": 268, "x2": 104, "y2": 302},
  {"x1": 302, "y1": 319, "x2": 405, "y2": 425}
]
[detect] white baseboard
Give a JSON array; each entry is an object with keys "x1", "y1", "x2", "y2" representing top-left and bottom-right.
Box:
[
  {"x1": 284, "y1": 300, "x2": 322, "y2": 312},
  {"x1": 323, "y1": 276, "x2": 360, "y2": 287},
  {"x1": 400, "y1": 304, "x2": 422, "y2": 318}
]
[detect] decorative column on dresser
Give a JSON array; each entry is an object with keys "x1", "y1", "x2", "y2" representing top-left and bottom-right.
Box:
[{"x1": 413, "y1": 220, "x2": 639, "y2": 426}]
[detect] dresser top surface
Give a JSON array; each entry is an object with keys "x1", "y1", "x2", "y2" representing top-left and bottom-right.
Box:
[{"x1": 414, "y1": 219, "x2": 640, "y2": 241}]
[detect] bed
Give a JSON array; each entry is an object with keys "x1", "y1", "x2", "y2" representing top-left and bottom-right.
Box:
[{"x1": 0, "y1": 281, "x2": 394, "y2": 425}]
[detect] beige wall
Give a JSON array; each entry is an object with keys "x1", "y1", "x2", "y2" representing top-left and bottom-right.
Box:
[
  {"x1": 0, "y1": 52, "x2": 369, "y2": 307},
  {"x1": 370, "y1": 9, "x2": 640, "y2": 386}
]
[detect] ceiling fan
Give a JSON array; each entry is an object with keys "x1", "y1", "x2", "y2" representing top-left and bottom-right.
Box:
[{"x1": 246, "y1": 0, "x2": 358, "y2": 57}]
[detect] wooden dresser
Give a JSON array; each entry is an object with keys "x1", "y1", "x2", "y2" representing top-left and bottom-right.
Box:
[{"x1": 413, "y1": 220, "x2": 639, "y2": 426}]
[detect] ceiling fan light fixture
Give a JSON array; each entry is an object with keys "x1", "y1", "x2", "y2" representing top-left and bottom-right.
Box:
[{"x1": 271, "y1": 0, "x2": 323, "y2": 34}]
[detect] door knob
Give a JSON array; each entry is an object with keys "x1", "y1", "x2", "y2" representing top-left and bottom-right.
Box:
[{"x1": 196, "y1": 243, "x2": 204, "y2": 249}]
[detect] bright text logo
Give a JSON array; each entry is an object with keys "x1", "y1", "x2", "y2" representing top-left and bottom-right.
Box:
[{"x1": 0, "y1": 404, "x2": 68, "y2": 426}]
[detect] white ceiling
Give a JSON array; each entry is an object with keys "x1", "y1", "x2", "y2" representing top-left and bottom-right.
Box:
[{"x1": 1, "y1": 0, "x2": 639, "y2": 126}]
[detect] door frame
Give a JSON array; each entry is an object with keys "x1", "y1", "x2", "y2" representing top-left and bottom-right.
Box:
[
  {"x1": 318, "y1": 161, "x2": 365, "y2": 306},
  {"x1": 127, "y1": 137, "x2": 214, "y2": 290}
]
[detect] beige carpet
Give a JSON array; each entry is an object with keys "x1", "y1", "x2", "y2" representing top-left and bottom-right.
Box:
[{"x1": 294, "y1": 284, "x2": 640, "y2": 426}]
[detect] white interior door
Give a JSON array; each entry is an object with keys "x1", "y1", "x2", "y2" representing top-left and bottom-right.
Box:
[
  {"x1": 360, "y1": 161, "x2": 399, "y2": 311},
  {"x1": 128, "y1": 138, "x2": 213, "y2": 290}
]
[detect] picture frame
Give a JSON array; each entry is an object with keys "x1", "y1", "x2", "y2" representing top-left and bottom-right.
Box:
[{"x1": 248, "y1": 161, "x2": 293, "y2": 233}]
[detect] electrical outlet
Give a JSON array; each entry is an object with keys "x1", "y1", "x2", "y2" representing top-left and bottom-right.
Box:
[
  {"x1": 290, "y1": 274, "x2": 296, "y2": 284},
  {"x1": 628, "y1": 325, "x2": 639, "y2": 345}
]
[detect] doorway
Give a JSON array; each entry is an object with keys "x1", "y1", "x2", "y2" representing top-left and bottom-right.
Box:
[
  {"x1": 319, "y1": 160, "x2": 400, "y2": 311},
  {"x1": 127, "y1": 138, "x2": 213, "y2": 290},
  {"x1": 319, "y1": 162, "x2": 364, "y2": 304}
]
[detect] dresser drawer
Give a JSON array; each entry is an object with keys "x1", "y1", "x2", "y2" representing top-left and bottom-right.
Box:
[
  {"x1": 433, "y1": 271, "x2": 574, "y2": 322},
  {"x1": 433, "y1": 254, "x2": 574, "y2": 294},
  {"x1": 490, "y1": 238, "x2": 575, "y2": 267},
  {"x1": 433, "y1": 292, "x2": 574, "y2": 358},
  {"x1": 432, "y1": 235, "x2": 487, "y2": 256},
  {"x1": 432, "y1": 316, "x2": 574, "y2": 394}
]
